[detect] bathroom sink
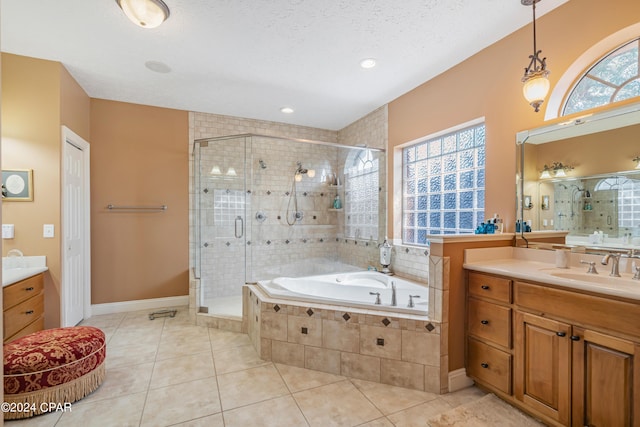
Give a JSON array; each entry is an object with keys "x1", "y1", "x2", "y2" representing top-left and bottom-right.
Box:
[{"x1": 548, "y1": 271, "x2": 639, "y2": 286}]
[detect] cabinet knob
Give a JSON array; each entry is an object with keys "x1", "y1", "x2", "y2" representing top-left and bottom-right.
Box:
[
  {"x1": 556, "y1": 331, "x2": 566, "y2": 337},
  {"x1": 480, "y1": 320, "x2": 489, "y2": 325},
  {"x1": 570, "y1": 335, "x2": 581, "y2": 341},
  {"x1": 25, "y1": 287, "x2": 34, "y2": 291},
  {"x1": 480, "y1": 285, "x2": 490, "y2": 290},
  {"x1": 25, "y1": 310, "x2": 34, "y2": 315},
  {"x1": 480, "y1": 363, "x2": 489, "y2": 369}
]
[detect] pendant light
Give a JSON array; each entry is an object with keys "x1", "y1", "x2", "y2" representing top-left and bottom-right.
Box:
[
  {"x1": 116, "y1": 0, "x2": 170, "y2": 28},
  {"x1": 521, "y1": 0, "x2": 550, "y2": 112}
]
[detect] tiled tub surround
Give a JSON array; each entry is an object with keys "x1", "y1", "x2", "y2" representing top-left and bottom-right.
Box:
[{"x1": 245, "y1": 277, "x2": 447, "y2": 394}]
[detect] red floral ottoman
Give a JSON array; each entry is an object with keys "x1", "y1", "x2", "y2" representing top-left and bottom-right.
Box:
[{"x1": 3, "y1": 326, "x2": 106, "y2": 419}]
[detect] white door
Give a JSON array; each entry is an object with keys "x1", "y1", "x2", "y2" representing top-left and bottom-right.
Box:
[{"x1": 62, "y1": 126, "x2": 91, "y2": 327}]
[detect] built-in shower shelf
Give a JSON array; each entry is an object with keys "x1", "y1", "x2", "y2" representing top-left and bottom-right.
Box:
[
  {"x1": 328, "y1": 185, "x2": 343, "y2": 189},
  {"x1": 328, "y1": 208, "x2": 343, "y2": 212}
]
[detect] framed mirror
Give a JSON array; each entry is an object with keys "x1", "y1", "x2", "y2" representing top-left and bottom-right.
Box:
[{"x1": 516, "y1": 101, "x2": 640, "y2": 250}]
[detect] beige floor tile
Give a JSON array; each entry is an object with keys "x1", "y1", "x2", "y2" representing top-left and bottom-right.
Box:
[
  {"x1": 293, "y1": 380, "x2": 383, "y2": 427},
  {"x1": 3, "y1": 411, "x2": 62, "y2": 427},
  {"x1": 156, "y1": 335, "x2": 212, "y2": 360},
  {"x1": 387, "y1": 398, "x2": 454, "y2": 427},
  {"x1": 358, "y1": 417, "x2": 395, "y2": 427},
  {"x1": 82, "y1": 362, "x2": 154, "y2": 403},
  {"x1": 351, "y1": 378, "x2": 438, "y2": 415},
  {"x1": 161, "y1": 323, "x2": 210, "y2": 339},
  {"x1": 79, "y1": 313, "x2": 126, "y2": 329},
  {"x1": 275, "y1": 363, "x2": 344, "y2": 393},
  {"x1": 217, "y1": 364, "x2": 289, "y2": 410},
  {"x1": 209, "y1": 328, "x2": 252, "y2": 350},
  {"x1": 223, "y1": 395, "x2": 309, "y2": 427},
  {"x1": 108, "y1": 327, "x2": 163, "y2": 348},
  {"x1": 172, "y1": 413, "x2": 225, "y2": 426},
  {"x1": 439, "y1": 385, "x2": 487, "y2": 408},
  {"x1": 150, "y1": 353, "x2": 215, "y2": 389},
  {"x1": 106, "y1": 342, "x2": 158, "y2": 369},
  {"x1": 55, "y1": 391, "x2": 146, "y2": 427},
  {"x1": 140, "y1": 377, "x2": 221, "y2": 427},
  {"x1": 213, "y1": 343, "x2": 270, "y2": 374}
]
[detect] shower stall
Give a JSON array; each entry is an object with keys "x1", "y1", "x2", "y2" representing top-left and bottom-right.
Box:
[{"x1": 192, "y1": 134, "x2": 386, "y2": 318}]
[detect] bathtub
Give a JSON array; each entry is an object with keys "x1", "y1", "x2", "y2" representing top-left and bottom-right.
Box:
[{"x1": 256, "y1": 271, "x2": 428, "y2": 315}]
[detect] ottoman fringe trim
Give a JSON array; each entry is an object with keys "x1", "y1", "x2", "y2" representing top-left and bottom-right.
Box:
[{"x1": 3, "y1": 362, "x2": 105, "y2": 420}]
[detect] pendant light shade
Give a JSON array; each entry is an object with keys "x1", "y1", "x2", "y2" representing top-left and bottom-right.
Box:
[
  {"x1": 116, "y1": 0, "x2": 170, "y2": 28},
  {"x1": 521, "y1": 0, "x2": 550, "y2": 112}
]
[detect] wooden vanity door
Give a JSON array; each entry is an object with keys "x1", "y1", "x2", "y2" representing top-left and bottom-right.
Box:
[
  {"x1": 515, "y1": 311, "x2": 571, "y2": 426},
  {"x1": 571, "y1": 327, "x2": 638, "y2": 427}
]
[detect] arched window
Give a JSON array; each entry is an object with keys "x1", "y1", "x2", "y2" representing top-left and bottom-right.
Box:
[
  {"x1": 563, "y1": 38, "x2": 640, "y2": 116},
  {"x1": 344, "y1": 149, "x2": 379, "y2": 240}
]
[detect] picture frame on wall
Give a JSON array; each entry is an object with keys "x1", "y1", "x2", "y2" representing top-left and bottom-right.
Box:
[{"x1": 2, "y1": 169, "x2": 33, "y2": 201}]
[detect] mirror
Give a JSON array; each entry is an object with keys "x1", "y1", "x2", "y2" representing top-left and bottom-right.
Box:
[{"x1": 516, "y1": 101, "x2": 640, "y2": 250}]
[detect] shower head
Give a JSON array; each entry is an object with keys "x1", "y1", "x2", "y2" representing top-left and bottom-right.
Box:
[
  {"x1": 259, "y1": 159, "x2": 267, "y2": 169},
  {"x1": 295, "y1": 162, "x2": 315, "y2": 177}
]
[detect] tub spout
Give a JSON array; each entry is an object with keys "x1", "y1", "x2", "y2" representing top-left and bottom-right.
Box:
[
  {"x1": 391, "y1": 282, "x2": 397, "y2": 306},
  {"x1": 369, "y1": 292, "x2": 381, "y2": 305}
]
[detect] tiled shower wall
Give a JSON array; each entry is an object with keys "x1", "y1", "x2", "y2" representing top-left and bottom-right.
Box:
[{"x1": 190, "y1": 106, "x2": 430, "y2": 319}]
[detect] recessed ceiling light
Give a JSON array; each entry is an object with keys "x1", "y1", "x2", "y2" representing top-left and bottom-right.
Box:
[
  {"x1": 145, "y1": 61, "x2": 172, "y2": 73},
  {"x1": 281, "y1": 107, "x2": 294, "y2": 114},
  {"x1": 360, "y1": 58, "x2": 377, "y2": 69}
]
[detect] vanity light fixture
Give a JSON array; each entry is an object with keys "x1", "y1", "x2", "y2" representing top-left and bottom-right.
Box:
[
  {"x1": 521, "y1": 0, "x2": 550, "y2": 112},
  {"x1": 540, "y1": 162, "x2": 572, "y2": 178},
  {"x1": 634, "y1": 156, "x2": 640, "y2": 169},
  {"x1": 116, "y1": 0, "x2": 170, "y2": 28}
]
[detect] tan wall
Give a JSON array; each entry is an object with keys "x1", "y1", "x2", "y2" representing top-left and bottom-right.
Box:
[
  {"x1": 388, "y1": 0, "x2": 640, "y2": 372},
  {"x1": 90, "y1": 99, "x2": 189, "y2": 304},
  {"x1": 1, "y1": 53, "x2": 90, "y2": 328}
]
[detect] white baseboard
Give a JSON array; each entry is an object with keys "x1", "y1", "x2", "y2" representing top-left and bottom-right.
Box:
[
  {"x1": 448, "y1": 368, "x2": 474, "y2": 392},
  {"x1": 91, "y1": 295, "x2": 189, "y2": 316}
]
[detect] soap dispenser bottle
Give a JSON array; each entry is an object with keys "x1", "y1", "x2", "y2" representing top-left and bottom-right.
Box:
[{"x1": 333, "y1": 194, "x2": 342, "y2": 209}]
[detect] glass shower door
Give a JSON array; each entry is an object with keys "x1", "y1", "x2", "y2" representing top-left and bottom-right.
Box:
[{"x1": 195, "y1": 136, "x2": 250, "y2": 318}]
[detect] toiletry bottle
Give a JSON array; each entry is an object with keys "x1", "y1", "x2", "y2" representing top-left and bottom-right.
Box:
[{"x1": 333, "y1": 195, "x2": 342, "y2": 209}]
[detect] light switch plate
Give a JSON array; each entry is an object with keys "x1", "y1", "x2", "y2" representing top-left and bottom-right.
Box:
[
  {"x1": 2, "y1": 224, "x2": 15, "y2": 239},
  {"x1": 43, "y1": 224, "x2": 55, "y2": 238}
]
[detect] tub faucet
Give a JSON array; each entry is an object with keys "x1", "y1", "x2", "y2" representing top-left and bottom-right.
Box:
[
  {"x1": 391, "y1": 282, "x2": 397, "y2": 306},
  {"x1": 601, "y1": 253, "x2": 621, "y2": 277},
  {"x1": 407, "y1": 295, "x2": 420, "y2": 308},
  {"x1": 369, "y1": 292, "x2": 381, "y2": 305}
]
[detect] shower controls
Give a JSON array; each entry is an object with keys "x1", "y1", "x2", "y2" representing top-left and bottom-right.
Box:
[{"x1": 255, "y1": 211, "x2": 267, "y2": 222}]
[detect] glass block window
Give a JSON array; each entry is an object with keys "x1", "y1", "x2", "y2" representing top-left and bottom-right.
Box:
[
  {"x1": 564, "y1": 38, "x2": 640, "y2": 116},
  {"x1": 594, "y1": 177, "x2": 640, "y2": 229},
  {"x1": 344, "y1": 149, "x2": 379, "y2": 240},
  {"x1": 403, "y1": 123, "x2": 485, "y2": 244}
]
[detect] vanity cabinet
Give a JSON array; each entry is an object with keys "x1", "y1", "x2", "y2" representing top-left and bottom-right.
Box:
[
  {"x1": 3, "y1": 273, "x2": 45, "y2": 343},
  {"x1": 466, "y1": 271, "x2": 640, "y2": 427}
]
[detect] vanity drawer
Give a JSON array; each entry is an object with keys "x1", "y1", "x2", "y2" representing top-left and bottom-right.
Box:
[
  {"x1": 468, "y1": 298, "x2": 512, "y2": 349},
  {"x1": 4, "y1": 274, "x2": 44, "y2": 309},
  {"x1": 467, "y1": 337, "x2": 512, "y2": 395},
  {"x1": 4, "y1": 316, "x2": 45, "y2": 343},
  {"x1": 468, "y1": 272, "x2": 512, "y2": 303},
  {"x1": 4, "y1": 292, "x2": 44, "y2": 339}
]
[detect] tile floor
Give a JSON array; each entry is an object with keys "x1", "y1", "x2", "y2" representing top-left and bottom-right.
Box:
[{"x1": 6, "y1": 307, "x2": 522, "y2": 427}]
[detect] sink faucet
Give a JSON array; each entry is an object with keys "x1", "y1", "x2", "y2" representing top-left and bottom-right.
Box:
[
  {"x1": 601, "y1": 253, "x2": 621, "y2": 277},
  {"x1": 391, "y1": 281, "x2": 397, "y2": 306}
]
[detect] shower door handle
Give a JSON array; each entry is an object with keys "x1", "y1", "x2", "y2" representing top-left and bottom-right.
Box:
[{"x1": 235, "y1": 216, "x2": 244, "y2": 238}]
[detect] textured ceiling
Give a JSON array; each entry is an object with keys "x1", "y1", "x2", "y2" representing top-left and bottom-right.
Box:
[{"x1": 1, "y1": 0, "x2": 567, "y2": 130}]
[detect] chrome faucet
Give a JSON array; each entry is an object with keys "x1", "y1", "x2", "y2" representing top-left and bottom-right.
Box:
[
  {"x1": 407, "y1": 295, "x2": 420, "y2": 308},
  {"x1": 633, "y1": 266, "x2": 640, "y2": 281},
  {"x1": 601, "y1": 253, "x2": 621, "y2": 277},
  {"x1": 391, "y1": 281, "x2": 397, "y2": 306},
  {"x1": 369, "y1": 292, "x2": 381, "y2": 305}
]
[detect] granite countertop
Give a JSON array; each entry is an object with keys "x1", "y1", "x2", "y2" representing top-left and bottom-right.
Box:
[
  {"x1": 2, "y1": 256, "x2": 48, "y2": 287},
  {"x1": 464, "y1": 247, "x2": 640, "y2": 302}
]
